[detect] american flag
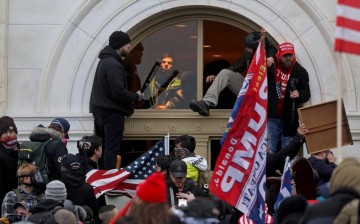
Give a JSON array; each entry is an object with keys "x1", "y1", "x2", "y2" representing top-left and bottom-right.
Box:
[
  {"x1": 86, "y1": 137, "x2": 167, "y2": 198},
  {"x1": 335, "y1": 0, "x2": 360, "y2": 55},
  {"x1": 274, "y1": 157, "x2": 292, "y2": 210}
]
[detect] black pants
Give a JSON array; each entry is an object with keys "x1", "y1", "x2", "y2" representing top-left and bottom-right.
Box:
[{"x1": 93, "y1": 108, "x2": 125, "y2": 170}]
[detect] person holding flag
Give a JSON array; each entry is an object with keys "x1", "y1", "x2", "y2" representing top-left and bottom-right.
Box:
[{"x1": 209, "y1": 31, "x2": 268, "y2": 223}]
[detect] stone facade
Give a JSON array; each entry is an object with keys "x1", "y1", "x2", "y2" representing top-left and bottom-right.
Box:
[{"x1": 1, "y1": 0, "x2": 359, "y2": 159}]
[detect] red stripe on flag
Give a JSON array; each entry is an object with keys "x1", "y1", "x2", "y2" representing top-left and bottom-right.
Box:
[
  {"x1": 335, "y1": 39, "x2": 360, "y2": 55},
  {"x1": 337, "y1": 17, "x2": 360, "y2": 32},
  {"x1": 338, "y1": 0, "x2": 360, "y2": 8}
]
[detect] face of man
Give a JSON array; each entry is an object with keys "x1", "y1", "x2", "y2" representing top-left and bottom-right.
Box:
[
  {"x1": 174, "y1": 143, "x2": 188, "y2": 159},
  {"x1": 161, "y1": 56, "x2": 173, "y2": 71},
  {"x1": 120, "y1": 43, "x2": 131, "y2": 57},
  {"x1": 280, "y1": 53, "x2": 295, "y2": 70},
  {"x1": 170, "y1": 173, "x2": 186, "y2": 189},
  {"x1": 0, "y1": 130, "x2": 17, "y2": 142}
]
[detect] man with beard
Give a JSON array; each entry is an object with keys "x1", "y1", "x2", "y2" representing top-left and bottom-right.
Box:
[
  {"x1": 267, "y1": 42, "x2": 310, "y2": 154},
  {"x1": 90, "y1": 31, "x2": 143, "y2": 170},
  {"x1": 189, "y1": 31, "x2": 277, "y2": 116},
  {"x1": 166, "y1": 160, "x2": 204, "y2": 208},
  {"x1": 0, "y1": 116, "x2": 19, "y2": 213}
]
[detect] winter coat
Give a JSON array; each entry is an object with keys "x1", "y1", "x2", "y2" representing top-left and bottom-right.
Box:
[
  {"x1": 61, "y1": 169, "x2": 100, "y2": 223},
  {"x1": 300, "y1": 187, "x2": 360, "y2": 224},
  {"x1": 90, "y1": 46, "x2": 139, "y2": 116},
  {"x1": 27, "y1": 127, "x2": 68, "y2": 181},
  {"x1": 0, "y1": 143, "x2": 18, "y2": 207},
  {"x1": 268, "y1": 62, "x2": 311, "y2": 136}
]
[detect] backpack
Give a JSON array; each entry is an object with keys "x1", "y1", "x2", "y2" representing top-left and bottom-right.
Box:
[
  {"x1": 197, "y1": 169, "x2": 213, "y2": 196},
  {"x1": 19, "y1": 139, "x2": 52, "y2": 184}
]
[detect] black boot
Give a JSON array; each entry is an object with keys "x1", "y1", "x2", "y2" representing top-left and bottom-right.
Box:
[{"x1": 189, "y1": 100, "x2": 210, "y2": 116}]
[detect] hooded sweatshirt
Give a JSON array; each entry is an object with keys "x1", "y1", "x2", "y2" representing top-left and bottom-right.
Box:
[
  {"x1": 182, "y1": 155, "x2": 208, "y2": 182},
  {"x1": 90, "y1": 46, "x2": 139, "y2": 116}
]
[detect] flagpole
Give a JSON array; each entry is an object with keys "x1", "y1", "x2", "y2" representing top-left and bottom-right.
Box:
[
  {"x1": 335, "y1": 52, "x2": 343, "y2": 163},
  {"x1": 165, "y1": 133, "x2": 170, "y2": 155}
]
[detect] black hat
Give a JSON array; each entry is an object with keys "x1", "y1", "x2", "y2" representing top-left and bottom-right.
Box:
[
  {"x1": 61, "y1": 154, "x2": 82, "y2": 171},
  {"x1": 170, "y1": 160, "x2": 187, "y2": 178},
  {"x1": 245, "y1": 31, "x2": 261, "y2": 51},
  {"x1": 0, "y1": 116, "x2": 17, "y2": 136},
  {"x1": 109, "y1": 31, "x2": 131, "y2": 50}
]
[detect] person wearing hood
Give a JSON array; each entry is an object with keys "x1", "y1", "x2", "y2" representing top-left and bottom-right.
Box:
[
  {"x1": 60, "y1": 154, "x2": 100, "y2": 223},
  {"x1": 189, "y1": 31, "x2": 277, "y2": 116},
  {"x1": 0, "y1": 116, "x2": 20, "y2": 211},
  {"x1": 22, "y1": 118, "x2": 70, "y2": 181},
  {"x1": 90, "y1": 30, "x2": 143, "y2": 170},
  {"x1": 173, "y1": 135, "x2": 208, "y2": 183},
  {"x1": 267, "y1": 42, "x2": 311, "y2": 154}
]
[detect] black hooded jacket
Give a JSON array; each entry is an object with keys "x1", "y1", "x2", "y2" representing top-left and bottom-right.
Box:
[
  {"x1": 61, "y1": 169, "x2": 100, "y2": 223},
  {"x1": 90, "y1": 46, "x2": 139, "y2": 116}
]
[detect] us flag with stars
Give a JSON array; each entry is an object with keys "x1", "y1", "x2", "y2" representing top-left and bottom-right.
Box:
[{"x1": 86, "y1": 138, "x2": 166, "y2": 198}]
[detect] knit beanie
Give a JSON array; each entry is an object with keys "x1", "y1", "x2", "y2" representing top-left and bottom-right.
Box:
[
  {"x1": 0, "y1": 116, "x2": 17, "y2": 135},
  {"x1": 109, "y1": 31, "x2": 131, "y2": 50},
  {"x1": 45, "y1": 180, "x2": 67, "y2": 201},
  {"x1": 329, "y1": 158, "x2": 360, "y2": 194},
  {"x1": 276, "y1": 195, "x2": 307, "y2": 223},
  {"x1": 136, "y1": 172, "x2": 167, "y2": 203}
]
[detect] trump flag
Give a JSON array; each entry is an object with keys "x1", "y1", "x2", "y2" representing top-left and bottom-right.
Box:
[
  {"x1": 335, "y1": 0, "x2": 360, "y2": 55},
  {"x1": 86, "y1": 137, "x2": 167, "y2": 198},
  {"x1": 209, "y1": 40, "x2": 268, "y2": 223}
]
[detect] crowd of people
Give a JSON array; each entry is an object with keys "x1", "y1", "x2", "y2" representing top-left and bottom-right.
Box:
[{"x1": 0, "y1": 29, "x2": 357, "y2": 224}]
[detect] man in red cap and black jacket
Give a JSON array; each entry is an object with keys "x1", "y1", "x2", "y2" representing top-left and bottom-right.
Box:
[{"x1": 267, "y1": 42, "x2": 311, "y2": 154}]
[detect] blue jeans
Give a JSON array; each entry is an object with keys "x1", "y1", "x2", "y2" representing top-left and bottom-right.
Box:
[{"x1": 267, "y1": 118, "x2": 292, "y2": 154}]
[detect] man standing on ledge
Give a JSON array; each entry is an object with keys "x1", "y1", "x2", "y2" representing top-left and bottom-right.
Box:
[{"x1": 90, "y1": 31, "x2": 143, "y2": 169}]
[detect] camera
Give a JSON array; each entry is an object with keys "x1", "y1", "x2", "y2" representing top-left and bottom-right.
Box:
[
  {"x1": 77, "y1": 140, "x2": 92, "y2": 151},
  {"x1": 178, "y1": 198, "x2": 188, "y2": 207}
]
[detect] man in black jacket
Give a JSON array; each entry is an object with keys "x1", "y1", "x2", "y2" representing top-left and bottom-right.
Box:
[
  {"x1": 267, "y1": 42, "x2": 311, "y2": 154},
  {"x1": 90, "y1": 31, "x2": 143, "y2": 169},
  {"x1": 0, "y1": 116, "x2": 19, "y2": 213},
  {"x1": 189, "y1": 31, "x2": 277, "y2": 116}
]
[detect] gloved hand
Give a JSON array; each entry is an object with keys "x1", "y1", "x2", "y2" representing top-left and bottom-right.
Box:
[{"x1": 136, "y1": 90, "x2": 144, "y2": 101}]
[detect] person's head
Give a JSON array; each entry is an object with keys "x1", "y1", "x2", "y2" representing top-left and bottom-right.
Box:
[
  {"x1": 329, "y1": 158, "x2": 360, "y2": 194},
  {"x1": 13, "y1": 201, "x2": 31, "y2": 221},
  {"x1": 17, "y1": 163, "x2": 38, "y2": 186},
  {"x1": 169, "y1": 160, "x2": 187, "y2": 189},
  {"x1": 116, "y1": 172, "x2": 170, "y2": 224},
  {"x1": 245, "y1": 31, "x2": 261, "y2": 52},
  {"x1": 174, "y1": 135, "x2": 196, "y2": 159},
  {"x1": 53, "y1": 208, "x2": 77, "y2": 224},
  {"x1": 45, "y1": 180, "x2": 67, "y2": 202},
  {"x1": 0, "y1": 116, "x2": 18, "y2": 149},
  {"x1": 109, "y1": 31, "x2": 131, "y2": 57},
  {"x1": 155, "y1": 155, "x2": 171, "y2": 175},
  {"x1": 81, "y1": 205, "x2": 94, "y2": 224},
  {"x1": 77, "y1": 135, "x2": 103, "y2": 159},
  {"x1": 179, "y1": 198, "x2": 220, "y2": 222},
  {"x1": 276, "y1": 194, "x2": 307, "y2": 224},
  {"x1": 161, "y1": 54, "x2": 174, "y2": 71},
  {"x1": 125, "y1": 42, "x2": 144, "y2": 65},
  {"x1": 311, "y1": 150, "x2": 331, "y2": 161},
  {"x1": 277, "y1": 42, "x2": 296, "y2": 70},
  {"x1": 48, "y1": 118, "x2": 70, "y2": 141},
  {"x1": 61, "y1": 153, "x2": 82, "y2": 172},
  {"x1": 99, "y1": 205, "x2": 118, "y2": 224}
]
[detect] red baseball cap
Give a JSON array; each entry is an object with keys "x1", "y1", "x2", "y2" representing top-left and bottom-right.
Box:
[{"x1": 278, "y1": 42, "x2": 295, "y2": 56}]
